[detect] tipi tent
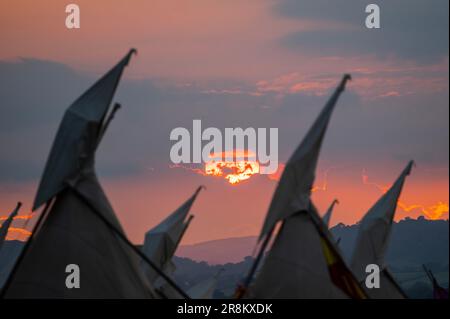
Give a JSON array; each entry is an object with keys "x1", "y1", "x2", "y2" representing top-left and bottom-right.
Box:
[
  {"x1": 3, "y1": 50, "x2": 156, "y2": 298},
  {"x1": 350, "y1": 161, "x2": 414, "y2": 299}
]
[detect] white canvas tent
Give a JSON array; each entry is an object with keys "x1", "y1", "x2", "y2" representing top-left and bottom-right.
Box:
[
  {"x1": 3, "y1": 50, "x2": 157, "y2": 298},
  {"x1": 258, "y1": 75, "x2": 351, "y2": 240},
  {"x1": 142, "y1": 187, "x2": 202, "y2": 285},
  {"x1": 351, "y1": 161, "x2": 413, "y2": 299},
  {"x1": 245, "y1": 75, "x2": 366, "y2": 299},
  {"x1": 248, "y1": 204, "x2": 348, "y2": 298}
]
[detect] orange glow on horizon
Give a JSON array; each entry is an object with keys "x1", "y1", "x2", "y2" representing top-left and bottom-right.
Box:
[
  {"x1": 397, "y1": 201, "x2": 449, "y2": 220},
  {"x1": 362, "y1": 170, "x2": 449, "y2": 220}
]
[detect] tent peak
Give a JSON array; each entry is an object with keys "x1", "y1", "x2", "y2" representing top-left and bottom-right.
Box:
[
  {"x1": 124, "y1": 48, "x2": 138, "y2": 64},
  {"x1": 257, "y1": 73, "x2": 350, "y2": 240},
  {"x1": 195, "y1": 185, "x2": 206, "y2": 196},
  {"x1": 405, "y1": 160, "x2": 415, "y2": 173},
  {"x1": 129, "y1": 48, "x2": 137, "y2": 56},
  {"x1": 32, "y1": 50, "x2": 136, "y2": 211},
  {"x1": 338, "y1": 74, "x2": 352, "y2": 91},
  {"x1": 15, "y1": 202, "x2": 22, "y2": 211}
]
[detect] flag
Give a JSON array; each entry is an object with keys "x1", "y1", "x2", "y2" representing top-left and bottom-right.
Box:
[{"x1": 320, "y1": 236, "x2": 367, "y2": 299}]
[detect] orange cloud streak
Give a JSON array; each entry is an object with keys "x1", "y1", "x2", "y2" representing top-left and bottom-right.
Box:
[
  {"x1": 0, "y1": 213, "x2": 34, "y2": 222},
  {"x1": 6, "y1": 227, "x2": 32, "y2": 237}
]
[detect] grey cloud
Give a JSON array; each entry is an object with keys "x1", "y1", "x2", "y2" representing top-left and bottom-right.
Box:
[
  {"x1": 0, "y1": 59, "x2": 448, "y2": 183},
  {"x1": 275, "y1": 0, "x2": 449, "y2": 63}
]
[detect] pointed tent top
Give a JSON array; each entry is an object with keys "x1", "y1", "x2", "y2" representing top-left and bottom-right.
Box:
[
  {"x1": 0, "y1": 202, "x2": 23, "y2": 247},
  {"x1": 148, "y1": 186, "x2": 203, "y2": 235},
  {"x1": 258, "y1": 74, "x2": 351, "y2": 240},
  {"x1": 128, "y1": 48, "x2": 138, "y2": 57},
  {"x1": 323, "y1": 199, "x2": 339, "y2": 228},
  {"x1": 195, "y1": 185, "x2": 206, "y2": 196},
  {"x1": 67, "y1": 49, "x2": 136, "y2": 122},
  {"x1": 2, "y1": 202, "x2": 22, "y2": 221},
  {"x1": 351, "y1": 160, "x2": 414, "y2": 285},
  {"x1": 404, "y1": 160, "x2": 414, "y2": 175},
  {"x1": 339, "y1": 74, "x2": 352, "y2": 90},
  {"x1": 288, "y1": 74, "x2": 351, "y2": 165},
  {"x1": 12, "y1": 202, "x2": 22, "y2": 217},
  {"x1": 142, "y1": 187, "x2": 203, "y2": 284},
  {"x1": 33, "y1": 50, "x2": 137, "y2": 211},
  {"x1": 360, "y1": 160, "x2": 414, "y2": 225}
]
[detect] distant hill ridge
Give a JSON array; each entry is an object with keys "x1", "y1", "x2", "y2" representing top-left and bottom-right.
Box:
[{"x1": 177, "y1": 217, "x2": 449, "y2": 266}]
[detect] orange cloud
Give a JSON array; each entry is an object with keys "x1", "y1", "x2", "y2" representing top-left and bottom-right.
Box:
[{"x1": 254, "y1": 60, "x2": 448, "y2": 100}]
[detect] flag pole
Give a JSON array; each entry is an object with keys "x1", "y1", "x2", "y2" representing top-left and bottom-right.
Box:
[
  {"x1": 0, "y1": 199, "x2": 53, "y2": 297},
  {"x1": 69, "y1": 186, "x2": 191, "y2": 299}
]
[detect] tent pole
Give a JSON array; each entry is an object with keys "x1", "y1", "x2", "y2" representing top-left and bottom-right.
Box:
[
  {"x1": 69, "y1": 186, "x2": 191, "y2": 299},
  {"x1": 0, "y1": 199, "x2": 53, "y2": 298},
  {"x1": 174, "y1": 215, "x2": 194, "y2": 250},
  {"x1": 235, "y1": 225, "x2": 275, "y2": 298},
  {"x1": 97, "y1": 103, "x2": 121, "y2": 147},
  {"x1": 0, "y1": 202, "x2": 22, "y2": 242},
  {"x1": 171, "y1": 186, "x2": 203, "y2": 253}
]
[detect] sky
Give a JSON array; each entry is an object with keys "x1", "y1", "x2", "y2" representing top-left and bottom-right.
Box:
[{"x1": 0, "y1": 0, "x2": 448, "y2": 245}]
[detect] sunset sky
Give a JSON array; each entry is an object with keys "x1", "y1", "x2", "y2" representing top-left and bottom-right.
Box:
[{"x1": 0, "y1": 0, "x2": 448, "y2": 245}]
